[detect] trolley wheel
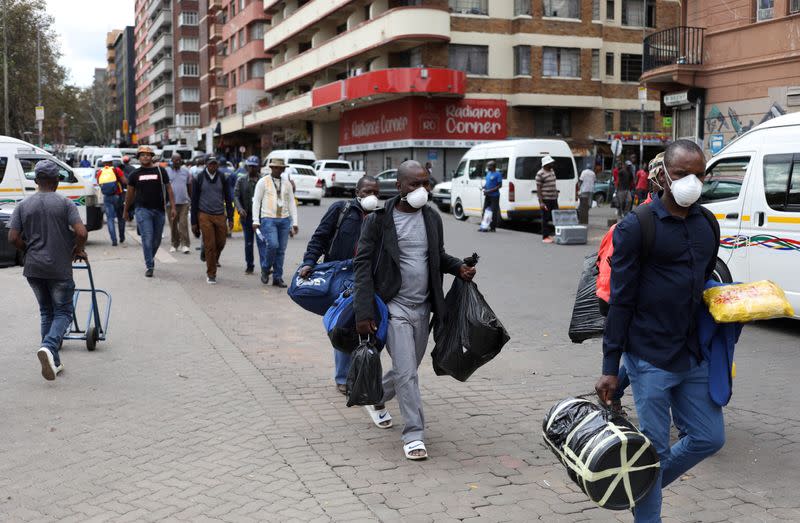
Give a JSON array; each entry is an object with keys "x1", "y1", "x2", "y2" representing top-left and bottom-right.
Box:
[{"x1": 86, "y1": 326, "x2": 99, "y2": 351}]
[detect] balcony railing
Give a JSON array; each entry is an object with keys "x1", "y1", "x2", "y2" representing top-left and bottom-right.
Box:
[{"x1": 643, "y1": 26, "x2": 704, "y2": 73}]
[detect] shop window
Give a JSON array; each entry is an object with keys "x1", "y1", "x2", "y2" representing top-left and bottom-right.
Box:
[
  {"x1": 622, "y1": 0, "x2": 655, "y2": 27},
  {"x1": 514, "y1": 0, "x2": 532, "y2": 15},
  {"x1": 543, "y1": 47, "x2": 580, "y2": 78},
  {"x1": 543, "y1": 0, "x2": 581, "y2": 18},
  {"x1": 605, "y1": 52, "x2": 614, "y2": 76},
  {"x1": 514, "y1": 46, "x2": 531, "y2": 76},
  {"x1": 620, "y1": 110, "x2": 654, "y2": 132},
  {"x1": 449, "y1": 0, "x2": 488, "y2": 15},
  {"x1": 701, "y1": 157, "x2": 750, "y2": 203},
  {"x1": 534, "y1": 109, "x2": 571, "y2": 137},
  {"x1": 591, "y1": 50, "x2": 600, "y2": 79},
  {"x1": 763, "y1": 153, "x2": 800, "y2": 211},
  {"x1": 448, "y1": 45, "x2": 488, "y2": 75},
  {"x1": 620, "y1": 53, "x2": 642, "y2": 82}
]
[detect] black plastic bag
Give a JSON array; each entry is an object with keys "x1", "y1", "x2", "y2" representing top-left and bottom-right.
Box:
[
  {"x1": 346, "y1": 340, "x2": 384, "y2": 407},
  {"x1": 431, "y1": 278, "x2": 510, "y2": 382},
  {"x1": 568, "y1": 254, "x2": 606, "y2": 343},
  {"x1": 542, "y1": 398, "x2": 660, "y2": 510}
]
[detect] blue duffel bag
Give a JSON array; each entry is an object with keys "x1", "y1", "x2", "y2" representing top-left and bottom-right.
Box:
[
  {"x1": 323, "y1": 289, "x2": 389, "y2": 354},
  {"x1": 287, "y1": 259, "x2": 355, "y2": 315}
]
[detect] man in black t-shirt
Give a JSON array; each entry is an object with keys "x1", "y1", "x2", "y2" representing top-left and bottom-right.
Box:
[{"x1": 123, "y1": 146, "x2": 177, "y2": 277}]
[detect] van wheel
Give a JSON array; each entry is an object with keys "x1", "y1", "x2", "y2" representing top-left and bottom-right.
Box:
[
  {"x1": 452, "y1": 200, "x2": 468, "y2": 221},
  {"x1": 711, "y1": 259, "x2": 733, "y2": 283}
]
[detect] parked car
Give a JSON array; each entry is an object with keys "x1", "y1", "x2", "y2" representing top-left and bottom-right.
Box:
[
  {"x1": 376, "y1": 169, "x2": 399, "y2": 199},
  {"x1": 432, "y1": 181, "x2": 452, "y2": 212},
  {"x1": 313, "y1": 160, "x2": 364, "y2": 196},
  {"x1": 287, "y1": 164, "x2": 323, "y2": 205},
  {"x1": 593, "y1": 180, "x2": 614, "y2": 204},
  {"x1": 0, "y1": 204, "x2": 21, "y2": 267}
]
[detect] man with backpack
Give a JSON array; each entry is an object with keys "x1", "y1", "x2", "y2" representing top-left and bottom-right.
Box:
[
  {"x1": 96, "y1": 154, "x2": 127, "y2": 246},
  {"x1": 299, "y1": 175, "x2": 380, "y2": 394},
  {"x1": 595, "y1": 140, "x2": 723, "y2": 522},
  {"x1": 191, "y1": 155, "x2": 235, "y2": 284}
]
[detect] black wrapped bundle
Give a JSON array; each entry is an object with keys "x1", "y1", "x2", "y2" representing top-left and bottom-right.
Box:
[
  {"x1": 542, "y1": 398, "x2": 660, "y2": 510},
  {"x1": 568, "y1": 254, "x2": 606, "y2": 343}
]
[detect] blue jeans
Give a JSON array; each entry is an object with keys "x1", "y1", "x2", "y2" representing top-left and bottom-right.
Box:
[
  {"x1": 103, "y1": 194, "x2": 120, "y2": 244},
  {"x1": 27, "y1": 278, "x2": 75, "y2": 366},
  {"x1": 334, "y1": 349, "x2": 352, "y2": 385},
  {"x1": 625, "y1": 353, "x2": 725, "y2": 522},
  {"x1": 135, "y1": 207, "x2": 165, "y2": 270},
  {"x1": 242, "y1": 217, "x2": 266, "y2": 271},
  {"x1": 259, "y1": 217, "x2": 291, "y2": 281}
]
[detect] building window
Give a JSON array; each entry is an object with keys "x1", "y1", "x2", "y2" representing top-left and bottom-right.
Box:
[
  {"x1": 620, "y1": 53, "x2": 642, "y2": 82},
  {"x1": 534, "y1": 109, "x2": 571, "y2": 137},
  {"x1": 298, "y1": 41, "x2": 312, "y2": 53},
  {"x1": 514, "y1": 0, "x2": 532, "y2": 15},
  {"x1": 514, "y1": 45, "x2": 531, "y2": 76},
  {"x1": 231, "y1": 70, "x2": 237, "y2": 87},
  {"x1": 542, "y1": 47, "x2": 580, "y2": 78},
  {"x1": 448, "y1": 44, "x2": 488, "y2": 75},
  {"x1": 605, "y1": 110, "x2": 614, "y2": 132},
  {"x1": 605, "y1": 52, "x2": 614, "y2": 76},
  {"x1": 249, "y1": 60, "x2": 266, "y2": 79},
  {"x1": 239, "y1": 65, "x2": 246, "y2": 83},
  {"x1": 230, "y1": 35, "x2": 238, "y2": 52},
  {"x1": 791, "y1": 0, "x2": 800, "y2": 14},
  {"x1": 543, "y1": 0, "x2": 580, "y2": 18},
  {"x1": 757, "y1": 0, "x2": 774, "y2": 21},
  {"x1": 179, "y1": 11, "x2": 198, "y2": 26},
  {"x1": 249, "y1": 22, "x2": 265, "y2": 40},
  {"x1": 449, "y1": 0, "x2": 488, "y2": 15},
  {"x1": 606, "y1": 0, "x2": 614, "y2": 19},
  {"x1": 622, "y1": 0, "x2": 655, "y2": 27},
  {"x1": 591, "y1": 49, "x2": 599, "y2": 78},
  {"x1": 620, "y1": 110, "x2": 654, "y2": 132},
  {"x1": 409, "y1": 47, "x2": 423, "y2": 67},
  {"x1": 180, "y1": 88, "x2": 199, "y2": 103},
  {"x1": 177, "y1": 113, "x2": 200, "y2": 127},
  {"x1": 592, "y1": 0, "x2": 600, "y2": 20},
  {"x1": 238, "y1": 30, "x2": 246, "y2": 47},
  {"x1": 178, "y1": 37, "x2": 199, "y2": 52},
  {"x1": 180, "y1": 63, "x2": 199, "y2": 77}
]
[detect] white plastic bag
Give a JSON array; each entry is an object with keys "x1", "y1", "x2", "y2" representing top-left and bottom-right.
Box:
[{"x1": 479, "y1": 209, "x2": 493, "y2": 231}]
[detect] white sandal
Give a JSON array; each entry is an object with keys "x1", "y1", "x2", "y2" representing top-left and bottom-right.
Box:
[
  {"x1": 403, "y1": 440, "x2": 428, "y2": 460},
  {"x1": 364, "y1": 405, "x2": 393, "y2": 428}
]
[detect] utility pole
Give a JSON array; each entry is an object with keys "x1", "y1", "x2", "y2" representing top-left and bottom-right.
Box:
[
  {"x1": 37, "y1": 27, "x2": 43, "y2": 147},
  {"x1": 3, "y1": 0, "x2": 9, "y2": 136}
]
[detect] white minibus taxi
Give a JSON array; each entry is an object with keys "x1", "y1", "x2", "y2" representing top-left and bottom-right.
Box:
[
  {"x1": 450, "y1": 139, "x2": 577, "y2": 223},
  {"x1": 701, "y1": 112, "x2": 800, "y2": 317}
]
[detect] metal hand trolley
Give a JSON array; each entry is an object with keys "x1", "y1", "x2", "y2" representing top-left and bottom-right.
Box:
[{"x1": 62, "y1": 261, "x2": 111, "y2": 351}]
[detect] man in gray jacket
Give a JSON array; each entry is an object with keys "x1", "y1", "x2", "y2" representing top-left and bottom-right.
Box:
[{"x1": 191, "y1": 155, "x2": 234, "y2": 284}]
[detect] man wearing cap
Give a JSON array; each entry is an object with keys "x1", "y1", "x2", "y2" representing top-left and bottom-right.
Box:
[
  {"x1": 234, "y1": 155, "x2": 265, "y2": 275},
  {"x1": 251, "y1": 158, "x2": 298, "y2": 287},
  {"x1": 191, "y1": 155, "x2": 234, "y2": 284},
  {"x1": 8, "y1": 160, "x2": 88, "y2": 381},
  {"x1": 96, "y1": 154, "x2": 127, "y2": 246},
  {"x1": 166, "y1": 152, "x2": 193, "y2": 254},
  {"x1": 123, "y1": 145, "x2": 177, "y2": 278},
  {"x1": 535, "y1": 155, "x2": 560, "y2": 243}
]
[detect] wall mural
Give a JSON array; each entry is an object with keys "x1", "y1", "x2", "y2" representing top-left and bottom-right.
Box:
[{"x1": 705, "y1": 98, "x2": 789, "y2": 152}]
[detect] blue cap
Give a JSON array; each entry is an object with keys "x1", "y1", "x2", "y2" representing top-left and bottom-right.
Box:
[
  {"x1": 34, "y1": 159, "x2": 61, "y2": 180},
  {"x1": 245, "y1": 155, "x2": 260, "y2": 167}
]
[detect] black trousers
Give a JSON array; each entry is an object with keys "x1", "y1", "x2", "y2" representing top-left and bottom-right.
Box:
[
  {"x1": 542, "y1": 199, "x2": 559, "y2": 238},
  {"x1": 483, "y1": 195, "x2": 500, "y2": 230}
]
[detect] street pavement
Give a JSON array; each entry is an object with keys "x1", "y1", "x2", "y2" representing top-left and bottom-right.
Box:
[{"x1": 1, "y1": 198, "x2": 799, "y2": 522}]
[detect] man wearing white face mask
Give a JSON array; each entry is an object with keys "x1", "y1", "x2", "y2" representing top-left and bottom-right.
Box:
[
  {"x1": 595, "y1": 140, "x2": 724, "y2": 523},
  {"x1": 300, "y1": 175, "x2": 381, "y2": 394},
  {"x1": 353, "y1": 161, "x2": 476, "y2": 461}
]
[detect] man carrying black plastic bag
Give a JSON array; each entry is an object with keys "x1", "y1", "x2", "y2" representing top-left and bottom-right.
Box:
[
  {"x1": 346, "y1": 338, "x2": 384, "y2": 407},
  {"x1": 431, "y1": 254, "x2": 510, "y2": 382}
]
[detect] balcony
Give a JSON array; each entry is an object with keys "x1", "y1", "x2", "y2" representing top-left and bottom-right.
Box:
[
  {"x1": 150, "y1": 81, "x2": 174, "y2": 102},
  {"x1": 150, "y1": 104, "x2": 174, "y2": 124},
  {"x1": 210, "y1": 85, "x2": 226, "y2": 102},
  {"x1": 147, "y1": 8, "x2": 172, "y2": 42},
  {"x1": 263, "y1": 8, "x2": 451, "y2": 92},
  {"x1": 208, "y1": 0, "x2": 223, "y2": 12},
  {"x1": 642, "y1": 26, "x2": 704, "y2": 87},
  {"x1": 209, "y1": 23, "x2": 222, "y2": 43},
  {"x1": 209, "y1": 54, "x2": 223, "y2": 72},
  {"x1": 146, "y1": 0, "x2": 167, "y2": 20},
  {"x1": 149, "y1": 58, "x2": 173, "y2": 81},
  {"x1": 146, "y1": 32, "x2": 172, "y2": 62},
  {"x1": 264, "y1": 0, "x2": 352, "y2": 52}
]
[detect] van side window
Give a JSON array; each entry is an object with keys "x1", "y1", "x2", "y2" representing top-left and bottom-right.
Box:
[
  {"x1": 514, "y1": 156, "x2": 575, "y2": 180},
  {"x1": 701, "y1": 157, "x2": 749, "y2": 203},
  {"x1": 0, "y1": 157, "x2": 7, "y2": 183},
  {"x1": 467, "y1": 160, "x2": 485, "y2": 179},
  {"x1": 19, "y1": 157, "x2": 73, "y2": 182},
  {"x1": 454, "y1": 160, "x2": 466, "y2": 179},
  {"x1": 763, "y1": 153, "x2": 800, "y2": 212},
  {"x1": 485, "y1": 158, "x2": 509, "y2": 179}
]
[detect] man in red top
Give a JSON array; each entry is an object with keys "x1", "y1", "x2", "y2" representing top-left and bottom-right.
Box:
[
  {"x1": 96, "y1": 154, "x2": 127, "y2": 246},
  {"x1": 635, "y1": 166, "x2": 649, "y2": 205}
]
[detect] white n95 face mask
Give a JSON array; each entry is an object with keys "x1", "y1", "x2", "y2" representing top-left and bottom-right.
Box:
[
  {"x1": 663, "y1": 165, "x2": 703, "y2": 208},
  {"x1": 402, "y1": 187, "x2": 429, "y2": 209},
  {"x1": 358, "y1": 195, "x2": 379, "y2": 212}
]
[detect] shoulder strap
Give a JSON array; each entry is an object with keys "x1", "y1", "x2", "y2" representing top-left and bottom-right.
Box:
[
  {"x1": 632, "y1": 204, "x2": 656, "y2": 262},
  {"x1": 327, "y1": 201, "x2": 352, "y2": 258},
  {"x1": 157, "y1": 167, "x2": 168, "y2": 211},
  {"x1": 699, "y1": 206, "x2": 721, "y2": 278}
]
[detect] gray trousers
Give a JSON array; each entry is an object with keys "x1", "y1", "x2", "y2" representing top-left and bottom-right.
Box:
[{"x1": 382, "y1": 300, "x2": 432, "y2": 444}]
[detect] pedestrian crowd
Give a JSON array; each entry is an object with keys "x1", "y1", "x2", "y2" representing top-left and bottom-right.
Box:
[{"x1": 7, "y1": 141, "x2": 738, "y2": 522}]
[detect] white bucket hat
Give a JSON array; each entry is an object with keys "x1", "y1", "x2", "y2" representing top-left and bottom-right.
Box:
[
  {"x1": 541, "y1": 155, "x2": 555, "y2": 167},
  {"x1": 101, "y1": 154, "x2": 114, "y2": 163}
]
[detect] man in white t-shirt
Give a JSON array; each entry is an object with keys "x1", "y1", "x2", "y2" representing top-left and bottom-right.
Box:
[{"x1": 577, "y1": 164, "x2": 599, "y2": 224}]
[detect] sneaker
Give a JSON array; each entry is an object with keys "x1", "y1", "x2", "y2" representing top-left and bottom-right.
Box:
[
  {"x1": 145, "y1": 269, "x2": 154, "y2": 278},
  {"x1": 272, "y1": 279, "x2": 287, "y2": 288},
  {"x1": 260, "y1": 270, "x2": 269, "y2": 284},
  {"x1": 169, "y1": 246, "x2": 177, "y2": 253},
  {"x1": 207, "y1": 276, "x2": 217, "y2": 284},
  {"x1": 181, "y1": 245, "x2": 190, "y2": 254},
  {"x1": 112, "y1": 241, "x2": 118, "y2": 246},
  {"x1": 542, "y1": 237, "x2": 554, "y2": 244},
  {"x1": 245, "y1": 267, "x2": 254, "y2": 274},
  {"x1": 119, "y1": 237, "x2": 125, "y2": 244},
  {"x1": 37, "y1": 347, "x2": 58, "y2": 381}
]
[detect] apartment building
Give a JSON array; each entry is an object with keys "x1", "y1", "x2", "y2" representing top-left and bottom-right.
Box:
[
  {"x1": 641, "y1": 0, "x2": 800, "y2": 154},
  {"x1": 113, "y1": 27, "x2": 137, "y2": 146},
  {"x1": 214, "y1": 0, "x2": 677, "y2": 177},
  {"x1": 134, "y1": 0, "x2": 154, "y2": 144},
  {"x1": 105, "y1": 30, "x2": 122, "y2": 126},
  {"x1": 135, "y1": 0, "x2": 203, "y2": 147}
]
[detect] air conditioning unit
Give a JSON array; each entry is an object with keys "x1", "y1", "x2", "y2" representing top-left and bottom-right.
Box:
[{"x1": 787, "y1": 86, "x2": 800, "y2": 107}]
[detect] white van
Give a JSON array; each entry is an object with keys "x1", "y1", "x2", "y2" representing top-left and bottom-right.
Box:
[
  {"x1": 450, "y1": 139, "x2": 578, "y2": 223},
  {"x1": 160, "y1": 145, "x2": 195, "y2": 163},
  {"x1": 701, "y1": 112, "x2": 800, "y2": 318},
  {"x1": 0, "y1": 136, "x2": 103, "y2": 231},
  {"x1": 81, "y1": 147, "x2": 122, "y2": 167},
  {"x1": 263, "y1": 149, "x2": 316, "y2": 172}
]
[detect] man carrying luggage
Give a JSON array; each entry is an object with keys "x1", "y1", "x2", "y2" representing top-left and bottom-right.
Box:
[
  {"x1": 354, "y1": 160, "x2": 476, "y2": 460},
  {"x1": 595, "y1": 140, "x2": 725, "y2": 522},
  {"x1": 299, "y1": 175, "x2": 380, "y2": 394}
]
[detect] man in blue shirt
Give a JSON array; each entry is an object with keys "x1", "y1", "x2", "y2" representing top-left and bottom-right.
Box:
[
  {"x1": 595, "y1": 140, "x2": 724, "y2": 522},
  {"x1": 480, "y1": 160, "x2": 502, "y2": 232}
]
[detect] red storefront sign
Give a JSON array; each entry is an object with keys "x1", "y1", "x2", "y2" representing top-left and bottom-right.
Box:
[{"x1": 338, "y1": 98, "x2": 507, "y2": 152}]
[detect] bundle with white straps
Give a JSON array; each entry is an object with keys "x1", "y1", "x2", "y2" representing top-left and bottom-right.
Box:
[{"x1": 542, "y1": 398, "x2": 660, "y2": 510}]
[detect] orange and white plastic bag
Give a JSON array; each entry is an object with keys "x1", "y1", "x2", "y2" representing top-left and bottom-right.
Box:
[{"x1": 703, "y1": 280, "x2": 794, "y2": 323}]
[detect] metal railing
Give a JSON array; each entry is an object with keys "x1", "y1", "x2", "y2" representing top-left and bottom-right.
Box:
[{"x1": 643, "y1": 26, "x2": 704, "y2": 73}]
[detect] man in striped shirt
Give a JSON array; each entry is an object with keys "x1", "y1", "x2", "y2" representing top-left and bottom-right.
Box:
[{"x1": 535, "y1": 155, "x2": 559, "y2": 244}]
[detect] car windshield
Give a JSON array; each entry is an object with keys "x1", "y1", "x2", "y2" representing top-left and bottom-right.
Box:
[
  {"x1": 289, "y1": 158, "x2": 315, "y2": 166},
  {"x1": 322, "y1": 162, "x2": 350, "y2": 169},
  {"x1": 19, "y1": 156, "x2": 75, "y2": 182}
]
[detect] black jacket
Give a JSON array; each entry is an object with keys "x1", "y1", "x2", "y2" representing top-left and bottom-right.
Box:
[
  {"x1": 302, "y1": 199, "x2": 366, "y2": 266},
  {"x1": 353, "y1": 196, "x2": 464, "y2": 326}
]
